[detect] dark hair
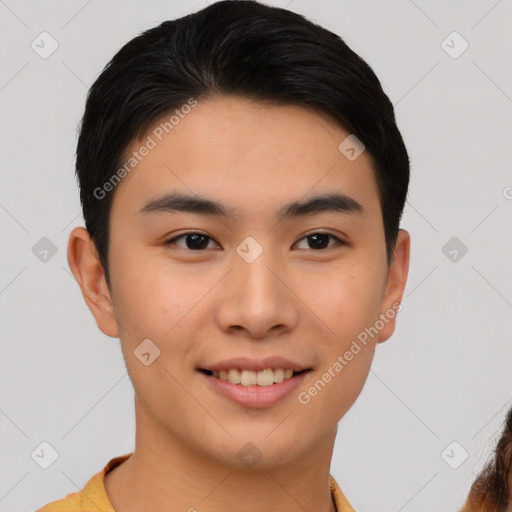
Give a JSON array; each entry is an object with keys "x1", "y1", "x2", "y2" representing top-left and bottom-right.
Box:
[
  {"x1": 461, "y1": 405, "x2": 512, "y2": 511},
  {"x1": 76, "y1": 0, "x2": 410, "y2": 288}
]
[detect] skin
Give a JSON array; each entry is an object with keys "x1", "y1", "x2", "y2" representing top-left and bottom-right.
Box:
[{"x1": 68, "y1": 95, "x2": 410, "y2": 512}]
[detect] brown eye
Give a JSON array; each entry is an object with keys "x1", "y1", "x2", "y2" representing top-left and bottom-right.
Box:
[
  {"x1": 294, "y1": 232, "x2": 344, "y2": 250},
  {"x1": 164, "y1": 233, "x2": 220, "y2": 250}
]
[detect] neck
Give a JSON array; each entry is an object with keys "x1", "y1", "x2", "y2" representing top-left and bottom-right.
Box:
[{"x1": 104, "y1": 397, "x2": 339, "y2": 512}]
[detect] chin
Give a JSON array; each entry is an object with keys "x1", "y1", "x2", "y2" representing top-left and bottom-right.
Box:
[{"x1": 201, "y1": 430, "x2": 311, "y2": 470}]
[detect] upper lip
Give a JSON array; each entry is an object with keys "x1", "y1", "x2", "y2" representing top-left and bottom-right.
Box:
[{"x1": 199, "y1": 356, "x2": 312, "y2": 373}]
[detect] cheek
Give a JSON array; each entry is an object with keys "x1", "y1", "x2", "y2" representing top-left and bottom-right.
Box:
[
  {"x1": 110, "y1": 253, "x2": 212, "y2": 374},
  {"x1": 331, "y1": 349, "x2": 374, "y2": 417},
  {"x1": 310, "y1": 266, "x2": 383, "y2": 413},
  {"x1": 296, "y1": 262, "x2": 384, "y2": 338},
  {"x1": 109, "y1": 249, "x2": 181, "y2": 332},
  {"x1": 297, "y1": 332, "x2": 375, "y2": 428}
]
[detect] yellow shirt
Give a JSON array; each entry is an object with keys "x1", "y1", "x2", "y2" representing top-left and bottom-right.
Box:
[{"x1": 35, "y1": 452, "x2": 356, "y2": 512}]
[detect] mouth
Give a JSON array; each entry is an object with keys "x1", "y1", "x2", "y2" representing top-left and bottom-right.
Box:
[
  {"x1": 198, "y1": 367, "x2": 312, "y2": 387},
  {"x1": 198, "y1": 366, "x2": 313, "y2": 408}
]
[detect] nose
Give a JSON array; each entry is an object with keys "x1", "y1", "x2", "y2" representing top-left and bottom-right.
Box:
[{"x1": 214, "y1": 244, "x2": 299, "y2": 339}]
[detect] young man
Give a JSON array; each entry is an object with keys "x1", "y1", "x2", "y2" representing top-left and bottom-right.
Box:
[{"x1": 36, "y1": 1, "x2": 410, "y2": 510}]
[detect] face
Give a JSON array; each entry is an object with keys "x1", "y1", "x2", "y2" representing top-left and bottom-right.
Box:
[{"x1": 69, "y1": 94, "x2": 409, "y2": 469}]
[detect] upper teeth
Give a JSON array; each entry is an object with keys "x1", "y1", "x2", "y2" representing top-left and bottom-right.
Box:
[{"x1": 213, "y1": 368, "x2": 295, "y2": 386}]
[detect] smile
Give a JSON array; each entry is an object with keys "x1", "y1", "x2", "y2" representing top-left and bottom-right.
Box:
[
  {"x1": 199, "y1": 367, "x2": 312, "y2": 408},
  {"x1": 199, "y1": 368, "x2": 309, "y2": 387}
]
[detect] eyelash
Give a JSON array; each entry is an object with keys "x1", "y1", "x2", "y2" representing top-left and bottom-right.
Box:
[{"x1": 163, "y1": 231, "x2": 345, "y2": 251}]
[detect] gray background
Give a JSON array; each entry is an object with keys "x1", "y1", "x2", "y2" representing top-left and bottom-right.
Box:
[{"x1": 1, "y1": 0, "x2": 511, "y2": 511}]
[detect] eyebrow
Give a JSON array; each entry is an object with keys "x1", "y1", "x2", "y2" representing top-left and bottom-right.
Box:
[{"x1": 138, "y1": 191, "x2": 365, "y2": 221}]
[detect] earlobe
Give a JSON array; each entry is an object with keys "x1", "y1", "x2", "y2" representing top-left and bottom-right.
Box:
[
  {"x1": 377, "y1": 229, "x2": 411, "y2": 343},
  {"x1": 67, "y1": 227, "x2": 119, "y2": 338}
]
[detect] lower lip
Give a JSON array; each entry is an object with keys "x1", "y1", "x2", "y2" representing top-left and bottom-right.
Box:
[{"x1": 200, "y1": 371, "x2": 310, "y2": 408}]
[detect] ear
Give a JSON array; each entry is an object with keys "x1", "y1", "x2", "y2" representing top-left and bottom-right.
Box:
[
  {"x1": 67, "y1": 227, "x2": 119, "y2": 338},
  {"x1": 377, "y1": 229, "x2": 410, "y2": 343}
]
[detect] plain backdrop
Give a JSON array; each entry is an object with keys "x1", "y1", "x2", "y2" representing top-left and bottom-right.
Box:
[{"x1": 1, "y1": 1, "x2": 511, "y2": 511}]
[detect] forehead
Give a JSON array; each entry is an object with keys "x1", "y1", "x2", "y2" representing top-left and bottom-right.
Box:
[{"x1": 111, "y1": 95, "x2": 381, "y2": 223}]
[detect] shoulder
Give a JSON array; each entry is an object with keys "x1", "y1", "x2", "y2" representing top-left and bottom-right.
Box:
[
  {"x1": 34, "y1": 487, "x2": 87, "y2": 511},
  {"x1": 34, "y1": 453, "x2": 132, "y2": 512}
]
